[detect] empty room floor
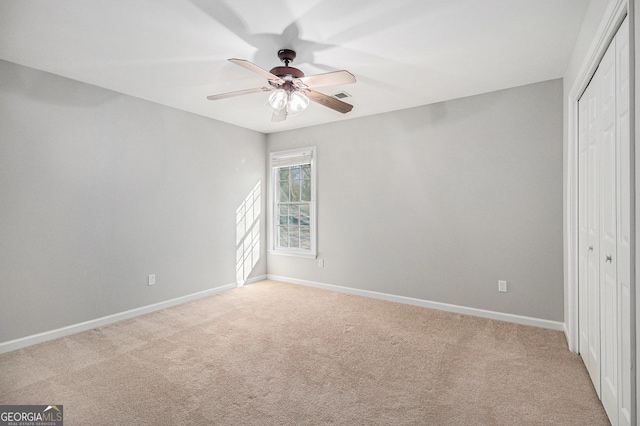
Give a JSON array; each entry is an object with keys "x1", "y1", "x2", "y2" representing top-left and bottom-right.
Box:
[{"x1": 0, "y1": 280, "x2": 608, "y2": 425}]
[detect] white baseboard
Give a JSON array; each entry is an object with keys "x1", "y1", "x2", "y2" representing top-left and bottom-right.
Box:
[
  {"x1": 0, "y1": 282, "x2": 237, "y2": 354},
  {"x1": 563, "y1": 323, "x2": 576, "y2": 352},
  {"x1": 241, "y1": 274, "x2": 268, "y2": 287},
  {"x1": 267, "y1": 275, "x2": 565, "y2": 331},
  {"x1": 2, "y1": 275, "x2": 565, "y2": 354}
]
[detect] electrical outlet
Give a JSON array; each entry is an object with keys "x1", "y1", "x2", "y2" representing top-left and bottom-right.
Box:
[
  {"x1": 148, "y1": 274, "x2": 156, "y2": 286},
  {"x1": 318, "y1": 259, "x2": 324, "y2": 268},
  {"x1": 498, "y1": 280, "x2": 507, "y2": 293}
]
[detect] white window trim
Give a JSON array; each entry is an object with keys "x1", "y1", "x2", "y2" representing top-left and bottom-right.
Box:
[{"x1": 268, "y1": 146, "x2": 317, "y2": 259}]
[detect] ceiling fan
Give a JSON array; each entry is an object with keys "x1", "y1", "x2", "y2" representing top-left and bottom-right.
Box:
[{"x1": 207, "y1": 49, "x2": 356, "y2": 122}]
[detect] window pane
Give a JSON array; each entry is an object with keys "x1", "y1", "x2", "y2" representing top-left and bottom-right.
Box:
[
  {"x1": 299, "y1": 205, "x2": 310, "y2": 224},
  {"x1": 301, "y1": 179, "x2": 311, "y2": 201},
  {"x1": 301, "y1": 164, "x2": 310, "y2": 178},
  {"x1": 279, "y1": 180, "x2": 290, "y2": 202},
  {"x1": 279, "y1": 204, "x2": 289, "y2": 225},
  {"x1": 299, "y1": 226, "x2": 311, "y2": 249},
  {"x1": 291, "y1": 165, "x2": 300, "y2": 180},
  {"x1": 278, "y1": 226, "x2": 288, "y2": 248},
  {"x1": 289, "y1": 205, "x2": 299, "y2": 225},
  {"x1": 288, "y1": 226, "x2": 300, "y2": 248},
  {"x1": 279, "y1": 168, "x2": 289, "y2": 181},
  {"x1": 291, "y1": 180, "x2": 301, "y2": 202}
]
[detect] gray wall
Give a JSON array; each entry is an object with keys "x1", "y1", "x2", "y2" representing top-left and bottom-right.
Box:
[
  {"x1": 267, "y1": 79, "x2": 564, "y2": 321},
  {"x1": 0, "y1": 57, "x2": 564, "y2": 344},
  {"x1": 0, "y1": 60, "x2": 266, "y2": 342}
]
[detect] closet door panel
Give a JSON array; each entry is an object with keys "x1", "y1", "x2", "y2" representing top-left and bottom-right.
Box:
[
  {"x1": 615, "y1": 17, "x2": 632, "y2": 426},
  {"x1": 599, "y1": 41, "x2": 619, "y2": 424},
  {"x1": 587, "y1": 75, "x2": 602, "y2": 393},
  {"x1": 578, "y1": 94, "x2": 590, "y2": 362}
]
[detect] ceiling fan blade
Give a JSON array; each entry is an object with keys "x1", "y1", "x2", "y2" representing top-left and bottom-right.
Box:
[
  {"x1": 296, "y1": 70, "x2": 356, "y2": 88},
  {"x1": 207, "y1": 86, "x2": 272, "y2": 100},
  {"x1": 271, "y1": 110, "x2": 287, "y2": 122},
  {"x1": 229, "y1": 58, "x2": 283, "y2": 82},
  {"x1": 306, "y1": 90, "x2": 353, "y2": 114}
]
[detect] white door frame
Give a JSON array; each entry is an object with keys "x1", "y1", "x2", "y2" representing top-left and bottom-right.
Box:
[{"x1": 567, "y1": 0, "x2": 628, "y2": 353}]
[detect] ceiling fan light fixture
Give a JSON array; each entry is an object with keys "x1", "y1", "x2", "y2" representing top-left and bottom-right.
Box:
[
  {"x1": 268, "y1": 89, "x2": 287, "y2": 110},
  {"x1": 287, "y1": 91, "x2": 310, "y2": 114}
]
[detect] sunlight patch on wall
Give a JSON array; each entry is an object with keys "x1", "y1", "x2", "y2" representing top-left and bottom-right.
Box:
[{"x1": 236, "y1": 182, "x2": 261, "y2": 286}]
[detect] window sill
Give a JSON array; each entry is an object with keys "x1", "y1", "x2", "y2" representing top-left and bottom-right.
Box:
[{"x1": 269, "y1": 250, "x2": 317, "y2": 259}]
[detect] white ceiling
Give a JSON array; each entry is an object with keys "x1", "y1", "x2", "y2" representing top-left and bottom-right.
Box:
[{"x1": 0, "y1": 0, "x2": 590, "y2": 134}]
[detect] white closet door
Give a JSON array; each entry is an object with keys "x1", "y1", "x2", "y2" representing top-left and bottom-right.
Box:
[
  {"x1": 598, "y1": 37, "x2": 618, "y2": 424},
  {"x1": 578, "y1": 85, "x2": 590, "y2": 365},
  {"x1": 615, "y1": 17, "x2": 632, "y2": 426},
  {"x1": 577, "y1": 17, "x2": 631, "y2": 426},
  {"x1": 586, "y1": 63, "x2": 602, "y2": 394}
]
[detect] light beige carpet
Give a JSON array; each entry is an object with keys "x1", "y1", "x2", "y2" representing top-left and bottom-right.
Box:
[{"x1": 0, "y1": 280, "x2": 609, "y2": 425}]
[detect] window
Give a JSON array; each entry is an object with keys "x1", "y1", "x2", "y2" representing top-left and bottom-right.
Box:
[{"x1": 270, "y1": 147, "x2": 316, "y2": 258}]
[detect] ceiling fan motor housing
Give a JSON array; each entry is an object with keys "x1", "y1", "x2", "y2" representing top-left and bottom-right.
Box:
[
  {"x1": 269, "y1": 49, "x2": 305, "y2": 79},
  {"x1": 269, "y1": 66, "x2": 304, "y2": 79}
]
